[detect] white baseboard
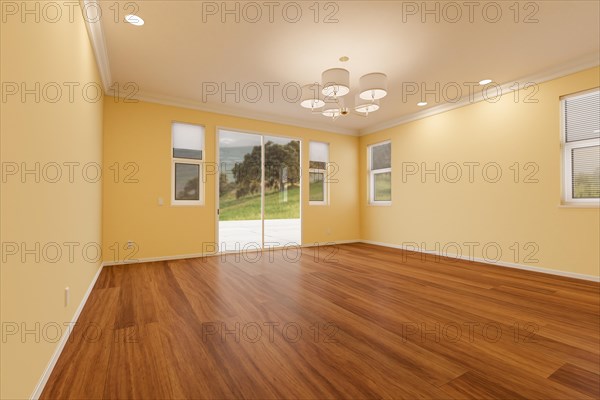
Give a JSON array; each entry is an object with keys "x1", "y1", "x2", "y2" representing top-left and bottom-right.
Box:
[
  {"x1": 360, "y1": 240, "x2": 600, "y2": 283},
  {"x1": 103, "y1": 240, "x2": 361, "y2": 266},
  {"x1": 301, "y1": 239, "x2": 360, "y2": 248},
  {"x1": 30, "y1": 263, "x2": 104, "y2": 400}
]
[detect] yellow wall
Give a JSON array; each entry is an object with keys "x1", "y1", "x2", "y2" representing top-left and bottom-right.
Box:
[
  {"x1": 0, "y1": 4, "x2": 104, "y2": 399},
  {"x1": 359, "y1": 67, "x2": 600, "y2": 277},
  {"x1": 1, "y1": 8, "x2": 597, "y2": 396},
  {"x1": 102, "y1": 100, "x2": 360, "y2": 262}
]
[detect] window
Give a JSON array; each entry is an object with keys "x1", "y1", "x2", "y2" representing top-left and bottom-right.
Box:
[
  {"x1": 309, "y1": 141, "x2": 329, "y2": 204},
  {"x1": 561, "y1": 89, "x2": 600, "y2": 205},
  {"x1": 172, "y1": 122, "x2": 204, "y2": 205},
  {"x1": 368, "y1": 141, "x2": 391, "y2": 205}
]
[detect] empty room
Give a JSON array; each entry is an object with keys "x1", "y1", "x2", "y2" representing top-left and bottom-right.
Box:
[{"x1": 2, "y1": 0, "x2": 600, "y2": 399}]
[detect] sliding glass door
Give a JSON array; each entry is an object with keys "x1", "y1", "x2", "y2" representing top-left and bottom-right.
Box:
[
  {"x1": 264, "y1": 136, "x2": 301, "y2": 247},
  {"x1": 218, "y1": 131, "x2": 262, "y2": 251},
  {"x1": 218, "y1": 130, "x2": 301, "y2": 251}
]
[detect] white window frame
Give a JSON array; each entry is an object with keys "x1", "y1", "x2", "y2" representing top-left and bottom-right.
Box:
[
  {"x1": 368, "y1": 140, "x2": 392, "y2": 206},
  {"x1": 561, "y1": 89, "x2": 600, "y2": 206},
  {"x1": 309, "y1": 141, "x2": 329, "y2": 206},
  {"x1": 308, "y1": 168, "x2": 328, "y2": 205},
  {"x1": 171, "y1": 122, "x2": 205, "y2": 206}
]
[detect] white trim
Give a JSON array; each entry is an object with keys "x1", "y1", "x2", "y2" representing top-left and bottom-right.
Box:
[
  {"x1": 560, "y1": 89, "x2": 600, "y2": 206},
  {"x1": 359, "y1": 56, "x2": 600, "y2": 136},
  {"x1": 301, "y1": 240, "x2": 359, "y2": 248},
  {"x1": 308, "y1": 141, "x2": 330, "y2": 206},
  {"x1": 563, "y1": 140, "x2": 600, "y2": 205},
  {"x1": 215, "y1": 128, "x2": 303, "y2": 247},
  {"x1": 171, "y1": 162, "x2": 204, "y2": 206},
  {"x1": 171, "y1": 122, "x2": 205, "y2": 206},
  {"x1": 308, "y1": 168, "x2": 328, "y2": 205},
  {"x1": 134, "y1": 92, "x2": 358, "y2": 136},
  {"x1": 260, "y1": 135, "x2": 266, "y2": 246},
  {"x1": 368, "y1": 141, "x2": 392, "y2": 205},
  {"x1": 558, "y1": 204, "x2": 600, "y2": 209},
  {"x1": 30, "y1": 263, "x2": 104, "y2": 400},
  {"x1": 215, "y1": 130, "x2": 221, "y2": 245},
  {"x1": 103, "y1": 252, "x2": 210, "y2": 266},
  {"x1": 78, "y1": 240, "x2": 600, "y2": 284},
  {"x1": 82, "y1": 6, "x2": 598, "y2": 139},
  {"x1": 103, "y1": 240, "x2": 361, "y2": 266},
  {"x1": 81, "y1": 0, "x2": 112, "y2": 92},
  {"x1": 360, "y1": 240, "x2": 600, "y2": 283}
]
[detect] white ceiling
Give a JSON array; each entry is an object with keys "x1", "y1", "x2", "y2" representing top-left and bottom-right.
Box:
[{"x1": 93, "y1": 1, "x2": 600, "y2": 135}]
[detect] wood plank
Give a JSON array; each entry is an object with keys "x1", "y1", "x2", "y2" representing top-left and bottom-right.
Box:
[
  {"x1": 41, "y1": 243, "x2": 600, "y2": 399},
  {"x1": 40, "y1": 288, "x2": 120, "y2": 399},
  {"x1": 549, "y1": 363, "x2": 600, "y2": 399}
]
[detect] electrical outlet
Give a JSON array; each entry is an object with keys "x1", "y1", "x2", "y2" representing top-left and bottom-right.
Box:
[
  {"x1": 158, "y1": 197, "x2": 164, "y2": 206},
  {"x1": 127, "y1": 241, "x2": 134, "y2": 249},
  {"x1": 65, "y1": 287, "x2": 70, "y2": 307},
  {"x1": 326, "y1": 228, "x2": 331, "y2": 235}
]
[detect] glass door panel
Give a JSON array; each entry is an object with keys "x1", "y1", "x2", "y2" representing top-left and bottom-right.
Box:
[
  {"x1": 218, "y1": 130, "x2": 263, "y2": 251},
  {"x1": 263, "y1": 136, "x2": 301, "y2": 247}
]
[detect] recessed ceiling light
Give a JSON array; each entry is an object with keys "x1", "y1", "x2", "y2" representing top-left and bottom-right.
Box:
[
  {"x1": 124, "y1": 14, "x2": 144, "y2": 26},
  {"x1": 339, "y1": 56, "x2": 350, "y2": 62},
  {"x1": 417, "y1": 102, "x2": 428, "y2": 107},
  {"x1": 479, "y1": 79, "x2": 492, "y2": 85}
]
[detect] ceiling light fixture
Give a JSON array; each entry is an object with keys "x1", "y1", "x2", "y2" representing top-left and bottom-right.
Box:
[
  {"x1": 301, "y1": 68, "x2": 388, "y2": 119},
  {"x1": 355, "y1": 95, "x2": 380, "y2": 115},
  {"x1": 124, "y1": 14, "x2": 144, "y2": 26},
  {"x1": 479, "y1": 79, "x2": 492, "y2": 85},
  {"x1": 417, "y1": 101, "x2": 428, "y2": 107},
  {"x1": 300, "y1": 84, "x2": 325, "y2": 110}
]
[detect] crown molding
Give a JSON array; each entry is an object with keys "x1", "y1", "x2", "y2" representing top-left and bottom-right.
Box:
[
  {"x1": 81, "y1": 0, "x2": 112, "y2": 92},
  {"x1": 130, "y1": 91, "x2": 359, "y2": 136},
  {"x1": 83, "y1": 9, "x2": 597, "y2": 138},
  {"x1": 359, "y1": 53, "x2": 600, "y2": 136}
]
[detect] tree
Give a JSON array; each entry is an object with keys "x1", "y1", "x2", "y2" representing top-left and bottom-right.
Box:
[
  {"x1": 178, "y1": 177, "x2": 199, "y2": 200},
  {"x1": 264, "y1": 140, "x2": 300, "y2": 191},
  {"x1": 232, "y1": 145, "x2": 261, "y2": 198},
  {"x1": 231, "y1": 140, "x2": 300, "y2": 198}
]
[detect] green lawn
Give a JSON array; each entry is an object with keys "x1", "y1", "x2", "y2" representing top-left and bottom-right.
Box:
[
  {"x1": 374, "y1": 172, "x2": 391, "y2": 201},
  {"x1": 220, "y1": 185, "x2": 300, "y2": 221},
  {"x1": 309, "y1": 172, "x2": 324, "y2": 202}
]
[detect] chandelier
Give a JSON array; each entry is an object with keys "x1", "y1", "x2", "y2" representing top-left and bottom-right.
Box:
[{"x1": 300, "y1": 68, "x2": 388, "y2": 119}]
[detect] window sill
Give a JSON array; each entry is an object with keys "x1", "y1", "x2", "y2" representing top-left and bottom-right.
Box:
[
  {"x1": 558, "y1": 202, "x2": 599, "y2": 209},
  {"x1": 369, "y1": 202, "x2": 392, "y2": 207}
]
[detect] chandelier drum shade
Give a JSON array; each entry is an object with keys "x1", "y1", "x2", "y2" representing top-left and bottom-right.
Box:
[
  {"x1": 300, "y1": 84, "x2": 325, "y2": 110},
  {"x1": 300, "y1": 67, "x2": 388, "y2": 119},
  {"x1": 321, "y1": 68, "x2": 350, "y2": 97},
  {"x1": 359, "y1": 73, "x2": 388, "y2": 101},
  {"x1": 355, "y1": 95, "x2": 380, "y2": 114}
]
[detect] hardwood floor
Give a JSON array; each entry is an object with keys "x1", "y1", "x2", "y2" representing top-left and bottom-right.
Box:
[{"x1": 41, "y1": 243, "x2": 600, "y2": 399}]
